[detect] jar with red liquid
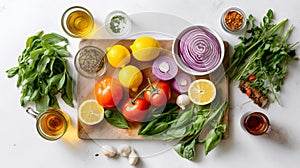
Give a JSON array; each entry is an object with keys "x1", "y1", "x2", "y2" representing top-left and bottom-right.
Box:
[{"x1": 241, "y1": 112, "x2": 270, "y2": 136}]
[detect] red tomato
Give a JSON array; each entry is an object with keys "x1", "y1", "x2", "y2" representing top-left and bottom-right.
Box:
[
  {"x1": 248, "y1": 74, "x2": 256, "y2": 81},
  {"x1": 122, "y1": 98, "x2": 149, "y2": 122},
  {"x1": 246, "y1": 88, "x2": 252, "y2": 97},
  {"x1": 94, "y1": 77, "x2": 123, "y2": 108},
  {"x1": 143, "y1": 81, "x2": 171, "y2": 107}
]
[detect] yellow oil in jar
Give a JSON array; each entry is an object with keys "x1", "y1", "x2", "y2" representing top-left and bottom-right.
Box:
[{"x1": 66, "y1": 10, "x2": 93, "y2": 36}]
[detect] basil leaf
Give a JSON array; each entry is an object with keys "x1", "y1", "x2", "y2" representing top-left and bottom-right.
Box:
[
  {"x1": 6, "y1": 66, "x2": 19, "y2": 78},
  {"x1": 36, "y1": 94, "x2": 50, "y2": 112},
  {"x1": 172, "y1": 109, "x2": 193, "y2": 128},
  {"x1": 204, "y1": 124, "x2": 226, "y2": 155},
  {"x1": 37, "y1": 56, "x2": 50, "y2": 72},
  {"x1": 42, "y1": 33, "x2": 69, "y2": 45},
  {"x1": 57, "y1": 73, "x2": 65, "y2": 90},
  {"x1": 104, "y1": 109, "x2": 129, "y2": 129}
]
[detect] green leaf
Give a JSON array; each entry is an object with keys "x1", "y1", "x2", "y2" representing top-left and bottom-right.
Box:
[
  {"x1": 172, "y1": 109, "x2": 193, "y2": 128},
  {"x1": 29, "y1": 89, "x2": 40, "y2": 101},
  {"x1": 57, "y1": 73, "x2": 65, "y2": 90},
  {"x1": 42, "y1": 33, "x2": 69, "y2": 45},
  {"x1": 26, "y1": 31, "x2": 43, "y2": 48},
  {"x1": 36, "y1": 94, "x2": 50, "y2": 112},
  {"x1": 48, "y1": 73, "x2": 63, "y2": 86},
  {"x1": 6, "y1": 66, "x2": 19, "y2": 78},
  {"x1": 37, "y1": 56, "x2": 50, "y2": 72},
  {"x1": 29, "y1": 48, "x2": 44, "y2": 60},
  {"x1": 204, "y1": 124, "x2": 226, "y2": 155},
  {"x1": 182, "y1": 140, "x2": 196, "y2": 160},
  {"x1": 104, "y1": 109, "x2": 129, "y2": 129}
]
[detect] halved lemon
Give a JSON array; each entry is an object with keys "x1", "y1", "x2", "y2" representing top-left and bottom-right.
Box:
[
  {"x1": 78, "y1": 99, "x2": 104, "y2": 125},
  {"x1": 188, "y1": 79, "x2": 216, "y2": 105}
]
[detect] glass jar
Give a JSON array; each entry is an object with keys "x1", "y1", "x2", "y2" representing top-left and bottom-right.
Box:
[{"x1": 221, "y1": 7, "x2": 246, "y2": 34}]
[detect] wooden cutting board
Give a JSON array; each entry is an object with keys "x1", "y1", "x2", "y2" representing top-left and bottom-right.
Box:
[{"x1": 77, "y1": 39, "x2": 229, "y2": 140}]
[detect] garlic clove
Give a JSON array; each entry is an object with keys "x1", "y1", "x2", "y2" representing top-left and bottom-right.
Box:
[
  {"x1": 117, "y1": 144, "x2": 131, "y2": 157},
  {"x1": 101, "y1": 145, "x2": 117, "y2": 158},
  {"x1": 128, "y1": 148, "x2": 139, "y2": 166}
]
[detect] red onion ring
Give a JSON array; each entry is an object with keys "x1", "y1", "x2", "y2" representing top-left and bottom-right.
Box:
[
  {"x1": 152, "y1": 56, "x2": 178, "y2": 81},
  {"x1": 172, "y1": 73, "x2": 191, "y2": 94},
  {"x1": 178, "y1": 27, "x2": 221, "y2": 72}
]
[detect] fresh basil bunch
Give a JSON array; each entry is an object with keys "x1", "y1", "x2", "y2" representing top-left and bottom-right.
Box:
[{"x1": 6, "y1": 31, "x2": 74, "y2": 112}]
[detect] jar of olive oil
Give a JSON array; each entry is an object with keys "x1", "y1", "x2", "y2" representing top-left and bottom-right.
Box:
[{"x1": 61, "y1": 6, "x2": 94, "y2": 38}]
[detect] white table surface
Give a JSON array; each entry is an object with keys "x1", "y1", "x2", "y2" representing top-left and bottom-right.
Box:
[{"x1": 1, "y1": 0, "x2": 300, "y2": 167}]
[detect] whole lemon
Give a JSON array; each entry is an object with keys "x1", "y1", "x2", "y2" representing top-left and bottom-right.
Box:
[
  {"x1": 130, "y1": 36, "x2": 162, "y2": 62},
  {"x1": 106, "y1": 45, "x2": 131, "y2": 68},
  {"x1": 118, "y1": 65, "x2": 143, "y2": 92}
]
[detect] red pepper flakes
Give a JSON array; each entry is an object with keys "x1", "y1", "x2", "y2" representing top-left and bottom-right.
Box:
[{"x1": 224, "y1": 10, "x2": 244, "y2": 30}]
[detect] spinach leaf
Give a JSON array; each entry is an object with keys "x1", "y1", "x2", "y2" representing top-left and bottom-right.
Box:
[{"x1": 104, "y1": 109, "x2": 129, "y2": 129}]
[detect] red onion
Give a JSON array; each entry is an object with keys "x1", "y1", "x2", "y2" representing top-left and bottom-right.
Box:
[
  {"x1": 178, "y1": 26, "x2": 221, "y2": 72},
  {"x1": 152, "y1": 56, "x2": 178, "y2": 81},
  {"x1": 172, "y1": 73, "x2": 191, "y2": 94}
]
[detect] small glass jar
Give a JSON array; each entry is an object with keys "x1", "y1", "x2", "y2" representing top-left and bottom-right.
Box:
[
  {"x1": 105, "y1": 10, "x2": 132, "y2": 36},
  {"x1": 240, "y1": 112, "x2": 270, "y2": 136},
  {"x1": 221, "y1": 7, "x2": 246, "y2": 34},
  {"x1": 74, "y1": 46, "x2": 108, "y2": 78},
  {"x1": 61, "y1": 6, "x2": 95, "y2": 38}
]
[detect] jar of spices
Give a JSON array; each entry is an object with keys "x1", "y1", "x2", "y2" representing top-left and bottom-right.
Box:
[
  {"x1": 74, "y1": 46, "x2": 108, "y2": 78},
  {"x1": 105, "y1": 10, "x2": 132, "y2": 37},
  {"x1": 221, "y1": 7, "x2": 246, "y2": 33}
]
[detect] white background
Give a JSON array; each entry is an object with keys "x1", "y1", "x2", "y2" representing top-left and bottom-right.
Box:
[{"x1": 1, "y1": 0, "x2": 300, "y2": 167}]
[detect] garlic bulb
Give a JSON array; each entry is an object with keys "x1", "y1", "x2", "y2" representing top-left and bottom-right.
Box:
[{"x1": 176, "y1": 94, "x2": 190, "y2": 110}]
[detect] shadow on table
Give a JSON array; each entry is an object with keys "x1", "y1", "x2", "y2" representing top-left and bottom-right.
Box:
[{"x1": 264, "y1": 123, "x2": 294, "y2": 149}]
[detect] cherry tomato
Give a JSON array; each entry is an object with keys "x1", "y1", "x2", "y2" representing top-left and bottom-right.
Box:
[
  {"x1": 122, "y1": 98, "x2": 149, "y2": 122},
  {"x1": 143, "y1": 81, "x2": 171, "y2": 107},
  {"x1": 246, "y1": 88, "x2": 252, "y2": 97},
  {"x1": 94, "y1": 77, "x2": 123, "y2": 108},
  {"x1": 248, "y1": 74, "x2": 256, "y2": 81}
]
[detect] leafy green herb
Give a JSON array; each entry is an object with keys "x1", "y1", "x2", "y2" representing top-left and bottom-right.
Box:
[
  {"x1": 104, "y1": 109, "x2": 129, "y2": 129},
  {"x1": 138, "y1": 100, "x2": 228, "y2": 160},
  {"x1": 226, "y1": 9, "x2": 298, "y2": 105},
  {"x1": 6, "y1": 31, "x2": 74, "y2": 112}
]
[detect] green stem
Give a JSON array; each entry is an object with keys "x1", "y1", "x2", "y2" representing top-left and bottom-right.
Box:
[{"x1": 130, "y1": 84, "x2": 150, "y2": 104}]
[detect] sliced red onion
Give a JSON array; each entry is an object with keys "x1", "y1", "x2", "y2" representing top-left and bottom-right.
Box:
[
  {"x1": 178, "y1": 26, "x2": 221, "y2": 72},
  {"x1": 152, "y1": 56, "x2": 178, "y2": 81},
  {"x1": 172, "y1": 73, "x2": 191, "y2": 94}
]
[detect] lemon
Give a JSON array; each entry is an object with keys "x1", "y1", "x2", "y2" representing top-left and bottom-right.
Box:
[
  {"x1": 188, "y1": 79, "x2": 216, "y2": 105},
  {"x1": 106, "y1": 45, "x2": 131, "y2": 68},
  {"x1": 78, "y1": 99, "x2": 104, "y2": 125},
  {"x1": 130, "y1": 36, "x2": 162, "y2": 62},
  {"x1": 118, "y1": 65, "x2": 143, "y2": 92}
]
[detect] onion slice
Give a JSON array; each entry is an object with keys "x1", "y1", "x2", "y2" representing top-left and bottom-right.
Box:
[
  {"x1": 172, "y1": 73, "x2": 191, "y2": 94},
  {"x1": 178, "y1": 26, "x2": 221, "y2": 72},
  {"x1": 152, "y1": 56, "x2": 178, "y2": 81}
]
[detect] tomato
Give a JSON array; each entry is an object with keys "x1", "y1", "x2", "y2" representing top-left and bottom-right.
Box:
[
  {"x1": 248, "y1": 74, "x2": 256, "y2": 81},
  {"x1": 94, "y1": 77, "x2": 123, "y2": 108},
  {"x1": 122, "y1": 98, "x2": 149, "y2": 122},
  {"x1": 246, "y1": 88, "x2": 252, "y2": 97},
  {"x1": 143, "y1": 81, "x2": 171, "y2": 107}
]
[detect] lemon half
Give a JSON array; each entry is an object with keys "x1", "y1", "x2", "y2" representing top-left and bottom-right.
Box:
[
  {"x1": 78, "y1": 99, "x2": 104, "y2": 125},
  {"x1": 188, "y1": 79, "x2": 216, "y2": 105}
]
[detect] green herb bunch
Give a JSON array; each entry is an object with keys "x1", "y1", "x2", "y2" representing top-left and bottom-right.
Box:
[
  {"x1": 227, "y1": 9, "x2": 298, "y2": 104},
  {"x1": 138, "y1": 100, "x2": 228, "y2": 160},
  {"x1": 6, "y1": 31, "x2": 74, "y2": 112}
]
